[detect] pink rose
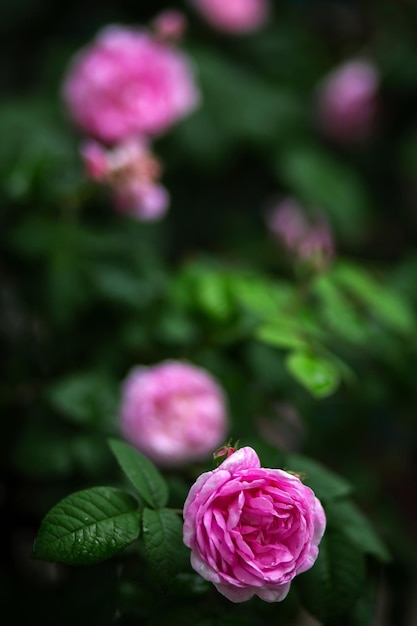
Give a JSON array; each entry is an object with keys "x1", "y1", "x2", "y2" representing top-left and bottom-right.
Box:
[
  {"x1": 315, "y1": 58, "x2": 379, "y2": 143},
  {"x1": 118, "y1": 361, "x2": 229, "y2": 466},
  {"x1": 62, "y1": 25, "x2": 200, "y2": 144},
  {"x1": 183, "y1": 446, "x2": 326, "y2": 603},
  {"x1": 191, "y1": 0, "x2": 270, "y2": 34}
]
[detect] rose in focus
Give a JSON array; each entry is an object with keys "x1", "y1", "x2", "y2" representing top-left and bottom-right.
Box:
[
  {"x1": 183, "y1": 446, "x2": 326, "y2": 603},
  {"x1": 62, "y1": 25, "x2": 200, "y2": 144},
  {"x1": 118, "y1": 361, "x2": 229, "y2": 466},
  {"x1": 191, "y1": 0, "x2": 270, "y2": 34}
]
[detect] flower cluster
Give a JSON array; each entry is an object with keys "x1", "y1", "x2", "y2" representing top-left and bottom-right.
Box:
[
  {"x1": 183, "y1": 446, "x2": 326, "y2": 602},
  {"x1": 62, "y1": 18, "x2": 199, "y2": 220},
  {"x1": 81, "y1": 138, "x2": 169, "y2": 220},
  {"x1": 118, "y1": 360, "x2": 229, "y2": 466}
]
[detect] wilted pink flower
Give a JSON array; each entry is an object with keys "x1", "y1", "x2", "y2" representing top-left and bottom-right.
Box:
[
  {"x1": 62, "y1": 25, "x2": 200, "y2": 144},
  {"x1": 151, "y1": 10, "x2": 187, "y2": 43},
  {"x1": 183, "y1": 446, "x2": 326, "y2": 602},
  {"x1": 81, "y1": 140, "x2": 109, "y2": 180},
  {"x1": 113, "y1": 179, "x2": 169, "y2": 221},
  {"x1": 266, "y1": 196, "x2": 334, "y2": 269},
  {"x1": 119, "y1": 361, "x2": 229, "y2": 466},
  {"x1": 191, "y1": 0, "x2": 270, "y2": 34},
  {"x1": 267, "y1": 196, "x2": 309, "y2": 250},
  {"x1": 81, "y1": 137, "x2": 169, "y2": 221},
  {"x1": 315, "y1": 58, "x2": 379, "y2": 143}
]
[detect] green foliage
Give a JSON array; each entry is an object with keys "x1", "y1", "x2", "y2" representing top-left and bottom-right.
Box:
[
  {"x1": 108, "y1": 438, "x2": 169, "y2": 509},
  {"x1": 32, "y1": 487, "x2": 141, "y2": 565},
  {"x1": 285, "y1": 350, "x2": 341, "y2": 398},
  {"x1": 295, "y1": 530, "x2": 366, "y2": 625},
  {"x1": 285, "y1": 454, "x2": 354, "y2": 502},
  {"x1": 47, "y1": 371, "x2": 118, "y2": 430},
  {"x1": 142, "y1": 507, "x2": 189, "y2": 587}
]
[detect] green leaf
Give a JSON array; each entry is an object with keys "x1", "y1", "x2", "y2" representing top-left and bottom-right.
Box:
[
  {"x1": 255, "y1": 320, "x2": 309, "y2": 350},
  {"x1": 285, "y1": 454, "x2": 353, "y2": 501},
  {"x1": 231, "y1": 273, "x2": 294, "y2": 320},
  {"x1": 285, "y1": 350, "x2": 341, "y2": 398},
  {"x1": 279, "y1": 146, "x2": 371, "y2": 244},
  {"x1": 32, "y1": 486, "x2": 140, "y2": 566},
  {"x1": 142, "y1": 508, "x2": 189, "y2": 587},
  {"x1": 108, "y1": 438, "x2": 168, "y2": 508},
  {"x1": 332, "y1": 261, "x2": 415, "y2": 334},
  {"x1": 295, "y1": 529, "x2": 366, "y2": 623},
  {"x1": 325, "y1": 500, "x2": 390, "y2": 562},
  {"x1": 312, "y1": 273, "x2": 370, "y2": 345}
]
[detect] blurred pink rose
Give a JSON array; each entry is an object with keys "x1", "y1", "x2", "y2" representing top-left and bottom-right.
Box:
[
  {"x1": 183, "y1": 446, "x2": 326, "y2": 602},
  {"x1": 192, "y1": 0, "x2": 270, "y2": 34},
  {"x1": 315, "y1": 58, "x2": 379, "y2": 143},
  {"x1": 119, "y1": 361, "x2": 229, "y2": 466},
  {"x1": 81, "y1": 137, "x2": 169, "y2": 221},
  {"x1": 62, "y1": 25, "x2": 200, "y2": 144}
]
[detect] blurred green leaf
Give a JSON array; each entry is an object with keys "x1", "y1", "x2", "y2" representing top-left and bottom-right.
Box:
[
  {"x1": 108, "y1": 438, "x2": 168, "y2": 509},
  {"x1": 285, "y1": 454, "x2": 354, "y2": 501},
  {"x1": 231, "y1": 273, "x2": 294, "y2": 320},
  {"x1": 47, "y1": 371, "x2": 118, "y2": 430},
  {"x1": 332, "y1": 261, "x2": 416, "y2": 334},
  {"x1": 32, "y1": 487, "x2": 140, "y2": 565},
  {"x1": 285, "y1": 350, "x2": 341, "y2": 398},
  {"x1": 312, "y1": 273, "x2": 371, "y2": 345},
  {"x1": 325, "y1": 500, "x2": 390, "y2": 562},
  {"x1": 278, "y1": 146, "x2": 371, "y2": 243},
  {"x1": 255, "y1": 319, "x2": 310, "y2": 350}
]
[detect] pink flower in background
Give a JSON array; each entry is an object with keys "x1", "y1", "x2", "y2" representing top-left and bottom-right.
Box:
[
  {"x1": 81, "y1": 137, "x2": 169, "y2": 220},
  {"x1": 266, "y1": 196, "x2": 334, "y2": 270},
  {"x1": 183, "y1": 446, "x2": 326, "y2": 603},
  {"x1": 62, "y1": 25, "x2": 200, "y2": 144},
  {"x1": 119, "y1": 361, "x2": 229, "y2": 466},
  {"x1": 267, "y1": 196, "x2": 309, "y2": 250},
  {"x1": 192, "y1": 0, "x2": 270, "y2": 34},
  {"x1": 315, "y1": 58, "x2": 379, "y2": 143},
  {"x1": 151, "y1": 10, "x2": 188, "y2": 43}
]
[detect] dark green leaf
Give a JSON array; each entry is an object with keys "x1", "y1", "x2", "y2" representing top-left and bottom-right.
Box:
[
  {"x1": 295, "y1": 529, "x2": 366, "y2": 623},
  {"x1": 108, "y1": 438, "x2": 168, "y2": 508},
  {"x1": 285, "y1": 454, "x2": 353, "y2": 501},
  {"x1": 142, "y1": 507, "x2": 189, "y2": 587},
  {"x1": 332, "y1": 262, "x2": 415, "y2": 334},
  {"x1": 325, "y1": 500, "x2": 390, "y2": 562},
  {"x1": 256, "y1": 320, "x2": 309, "y2": 350},
  {"x1": 279, "y1": 146, "x2": 371, "y2": 244},
  {"x1": 32, "y1": 486, "x2": 140, "y2": 565}
]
